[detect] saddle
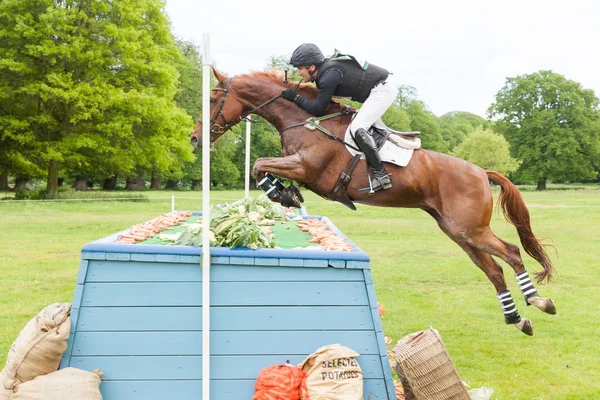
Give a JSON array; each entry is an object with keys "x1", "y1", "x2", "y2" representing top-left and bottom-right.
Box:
[
  {"x1": 324, "y1": 125, "x2": 421, "y2": 209},
  {"x1": 370, "y1": 126, "x2": 421, "y2": 150}
]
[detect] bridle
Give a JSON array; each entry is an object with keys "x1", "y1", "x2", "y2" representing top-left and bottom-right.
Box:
[
  {"x1": 205, "y1": 77, "x2": 232, "y2": 141},
  {"x1": 202, "y1": 76, "x2": 310, "y2": 141},
  {"x1": 203, "y1": 76, "x2": 289, "y2": 141}
]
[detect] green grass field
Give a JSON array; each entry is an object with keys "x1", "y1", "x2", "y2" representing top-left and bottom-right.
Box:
[{"x1": 1, "y1": 188, "x2": 599, "y2": 399}]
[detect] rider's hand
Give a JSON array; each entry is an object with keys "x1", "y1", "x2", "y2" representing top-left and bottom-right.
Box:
[{"x1": 282, "y1": 88, "x2": 298, "y2": 102}]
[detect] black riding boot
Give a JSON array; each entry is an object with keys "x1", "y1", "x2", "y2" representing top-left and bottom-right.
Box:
[{"x1": 353, "y1": 128, "x2": 392, "y2": 192}]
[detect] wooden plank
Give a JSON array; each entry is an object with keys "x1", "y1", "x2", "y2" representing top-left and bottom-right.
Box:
[
  {"x1": 75, "y1": 306, "x2": 375, "y2": 332},
  {"x1": 71, "y1": 330, "x2": 380, "y2": 356},
  {"x1": 155, "y1": 254, "x2": 180, "y2": 263},
  {"x1": 86, "y1": 261, "x2": 202, "y2": 282},
  {"x1": 253, "y1": 257, "x2": 279, "y2": 266},
  {"x1": 347, "y1": 260, "x2": 370, "y2": 269},
  {"x1": 68, "y1": 354, "x2": 384, "y2": 380},
  {"x1": 329, "y1": 259, "x2": 346, "y2": 268},
  {"x1": 81, "y1": 251, "x2": 105, "y2": 261},
  {"x1": 99, "y1": 379, "x2": 390, "y2": 400},
  {"x1": 363, "y1": 268, "x2": 374, "y2": 285},
  {"x1": 210, "y1": 266, "x2": 362, "y2": 282},
  {"x1": 85, "y1": 262, "x2": 364, "y2": 283},
  {"x1": 278, "y1": 258, "x2": 304, "y2": 267},
  {"x1": 105, "y1": 252, "x2": 131, "y2": 261},
  {"x1": 76, "y1": 260, "x2": 89, "y2": 284},
  {"x1": 81, "y1": 282, "x2": 368, "y2": 306},
  {"x1": 180, "y1": 255, "x2": 200, "y2": 264},
  {"x1": 130, "y1": 253, "x2": 156, "y2": 262},
  {"x1": 381, "y1": 354, "x2": 396, "y2": 399},
  {"x1": 69, "y1": 284, "x2": 84, "y2": 333},
  {"x1": 210, "y1": 256, "x2": 229, "y2": 264},
  {"x1": 228, "y1": 256, "x2": 254, "y2": 265}
]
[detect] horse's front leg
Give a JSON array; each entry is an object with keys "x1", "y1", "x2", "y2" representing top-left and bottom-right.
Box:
[
  {"x1": 252, "y1": 154, "x2": 308, "y2": 207},
  {"x1": 252, "y1": 154, "x2": 307, "y2": 182}
]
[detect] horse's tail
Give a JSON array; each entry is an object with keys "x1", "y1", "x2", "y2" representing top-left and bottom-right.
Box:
[{"x1": 486, "y1": 171, "x2": 555, "y2": 283}]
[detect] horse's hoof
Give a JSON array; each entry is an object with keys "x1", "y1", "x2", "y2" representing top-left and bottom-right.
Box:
[
  {"x1": 529, "y1": 296, "x2": 557, "y2": 315},
  {"x1": 281, "y1": 189, "x2": 301, "y2": 208},
  {"x1": 514, "y1": 318, "x2": 533, "y2": 336}
]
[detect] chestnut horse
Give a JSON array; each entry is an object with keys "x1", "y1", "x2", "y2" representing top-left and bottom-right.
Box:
[{"x1": 191, "y1": 68, "x2": 556, "y2": 335}]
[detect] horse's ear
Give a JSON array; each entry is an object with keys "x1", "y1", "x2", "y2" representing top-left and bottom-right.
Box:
[{"x1": 212, "y1": 66, "x2": 225, "y2": 83}]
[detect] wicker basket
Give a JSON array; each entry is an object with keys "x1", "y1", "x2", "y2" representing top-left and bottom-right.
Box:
[{"x1": 391, "y1": 328, "x2": 470, "y2": 400}]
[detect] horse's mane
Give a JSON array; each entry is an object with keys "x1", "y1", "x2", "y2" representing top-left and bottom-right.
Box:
[{"x1": 238, "y1": 69, "x2": 349, "y2": 114}]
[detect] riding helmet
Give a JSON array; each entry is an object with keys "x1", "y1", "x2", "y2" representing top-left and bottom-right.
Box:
[{"x1": 289, "y1": 43, "x2": 325, "y2": 67}]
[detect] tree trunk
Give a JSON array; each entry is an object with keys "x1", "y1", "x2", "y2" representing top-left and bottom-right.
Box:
[
  {"x1": 14, "y1": 176, "x2": 29, "y2": 192},
  {"x1": 150, "y1": 176, "x2": 162, "y2": 190},
  {"x1": 102, "y1": 175, "x2": 117, "y2": 190},
  {"x1": 72, "y1": 177, "x2": 89, "y2": 191},
  {"x1": 165, "y1": 180, "x2": 179, "y2": 190},
  {"x1": 536, "y1": 177, "x2": 547, "y2": 191},
  {"x1": 46, "y1": 161, "x2": 60, "y2": 198},
  {"x1": 57, "y1": 178, "x2": 64, "y2": 187},
  {"x1": 0, "y1": 173, "x2": 9, "y2": 190},
  {"x1": 191, "y1": 180, "x2": 200, "y2": 190},
  {"x1": 125, "y1": 175, "x2": 145, "y2": 190}
]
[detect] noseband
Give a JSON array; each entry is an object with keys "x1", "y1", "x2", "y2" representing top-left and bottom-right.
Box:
[{"x1": 206, "y1": 77, "x2": 232, "y2": 141}]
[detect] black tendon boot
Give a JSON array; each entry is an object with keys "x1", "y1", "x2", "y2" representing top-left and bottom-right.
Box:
[{"x1": 353, "y1": 128, "x2": 392, "y2": 193}]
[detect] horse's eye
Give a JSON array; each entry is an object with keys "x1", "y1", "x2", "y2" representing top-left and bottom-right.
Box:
[{"x1": 210, "y1": 98, "x2": 216, "y2": 104}]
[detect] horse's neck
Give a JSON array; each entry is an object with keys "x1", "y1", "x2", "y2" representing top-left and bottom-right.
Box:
[
  {"x1": 238, "y1": 83, "x2": 297, "y2": 128},
  {"x1": 243, "y1": 89, "x2": 348, "y2": 136}
]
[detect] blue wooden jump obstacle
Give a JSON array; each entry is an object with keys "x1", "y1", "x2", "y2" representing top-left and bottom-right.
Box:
[{"x1": 60, "y1": 213, "x2": 395, "y2": 399}]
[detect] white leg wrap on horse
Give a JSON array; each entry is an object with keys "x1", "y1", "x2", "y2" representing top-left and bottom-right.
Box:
[
  {"x1": 497, "y1": 290, "x2": 521, "y2": 324},
  {"x1": 516, "y1": 270, "x2": 539, "y2": 305}
]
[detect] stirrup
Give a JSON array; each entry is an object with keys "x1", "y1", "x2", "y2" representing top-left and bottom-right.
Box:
[{"x1": 358, "y1": 174, "x2": 392, "y2": 194}]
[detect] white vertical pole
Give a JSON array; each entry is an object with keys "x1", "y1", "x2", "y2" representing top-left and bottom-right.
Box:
[
  {"x1": 171, "y1": 195, "x2": 175, "y2": 212},
  {"x1": 244, "y1": 115, "x2": 251, "y2": 198},
  {"x1": 201, "y1": 33, "x2": 211, "y2": 400}
]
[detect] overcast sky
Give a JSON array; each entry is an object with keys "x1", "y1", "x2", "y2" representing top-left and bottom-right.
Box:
[{"x1": 164, "y1": 0, "x2": 600, "y2": 118}]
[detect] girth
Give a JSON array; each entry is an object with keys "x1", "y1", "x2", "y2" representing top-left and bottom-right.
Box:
[{"x1": 323, "y1": 154, "x2": 361, "y2": 210}]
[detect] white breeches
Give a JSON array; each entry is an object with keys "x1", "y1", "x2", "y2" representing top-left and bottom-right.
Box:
[{"x1": 349, "y1": 76, "x2": 398, "y2": 134}]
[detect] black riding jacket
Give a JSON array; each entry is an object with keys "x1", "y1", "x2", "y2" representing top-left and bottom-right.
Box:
[{"x1": 295, "y1": 57, "x2": 389, "y2": 116}]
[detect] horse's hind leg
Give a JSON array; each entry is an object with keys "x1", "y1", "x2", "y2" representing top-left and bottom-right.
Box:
[
  {"x1": 467, "y1": 230, "x2": 556, "y2": 316},
  {"x1": 456, "y1": 241, "x2": 533, "y2": 336},
  {"x1": 430, "y1": 214, "x2": 533, "y2": 335}
]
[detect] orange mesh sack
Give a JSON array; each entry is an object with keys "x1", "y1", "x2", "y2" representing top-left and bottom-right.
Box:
[{"x1": 253, "y1": 363, "x2": 306, "y2": 400}]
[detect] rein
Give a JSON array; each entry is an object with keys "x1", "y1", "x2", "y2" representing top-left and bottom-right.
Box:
[{"x1": 280, "y1": 110, "x2": 361, "y2": 152}]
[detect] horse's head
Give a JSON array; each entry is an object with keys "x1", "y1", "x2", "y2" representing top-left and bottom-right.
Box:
[
  {"x1": 191, "y1": 67, "x2": 245, "y2": 149},
  {"x1": 191, "y1": 68, "x2": 350, "y2": 149}
]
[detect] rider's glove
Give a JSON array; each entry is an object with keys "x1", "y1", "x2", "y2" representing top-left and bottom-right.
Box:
[{"x1": 282, "y1": 88, "x2": 298, "y2": 102}]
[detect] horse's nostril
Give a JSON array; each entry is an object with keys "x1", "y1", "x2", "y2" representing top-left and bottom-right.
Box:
[{"x1": 190, "y1": 136, "x2": 197, "y2": 144}]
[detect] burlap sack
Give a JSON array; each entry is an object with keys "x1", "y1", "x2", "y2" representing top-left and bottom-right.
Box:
[
  {"x1": 0, "y1": 303, "x2": 71, "y2": 400},
  {"x1": 11, "y1": 368, "x2": 103, "y2": 400},
  {"x1": 298, "y1": 344, "x2": 363, "y2": 400}
]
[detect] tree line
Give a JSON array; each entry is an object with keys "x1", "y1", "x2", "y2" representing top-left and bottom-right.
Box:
[{"x1": 1, "y1": 0, "x2": 599, "y2": 197}]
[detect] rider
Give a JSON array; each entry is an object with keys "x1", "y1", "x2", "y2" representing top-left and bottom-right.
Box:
[{"x1": 282, "y1": 43, "x2": 396, "y2": 192}]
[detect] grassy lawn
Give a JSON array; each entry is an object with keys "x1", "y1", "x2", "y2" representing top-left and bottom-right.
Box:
[{"x1": 1, "y1": 187, "x2": 599, "y2": 399}]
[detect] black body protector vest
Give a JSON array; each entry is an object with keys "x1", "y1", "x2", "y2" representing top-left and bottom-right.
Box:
[{"x1": 317, "y1": 53, "x2": 389, "y2": 103}]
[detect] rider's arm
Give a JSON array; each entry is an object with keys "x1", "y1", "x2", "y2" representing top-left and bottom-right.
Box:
[{"x1": 294, "y1": 69, "x2": 342, "y2": 116}]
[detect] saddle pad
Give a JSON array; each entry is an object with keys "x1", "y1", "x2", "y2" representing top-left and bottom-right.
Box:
[{"x1": 344, "y1": 128, "x2": 414, "y2": 167}]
